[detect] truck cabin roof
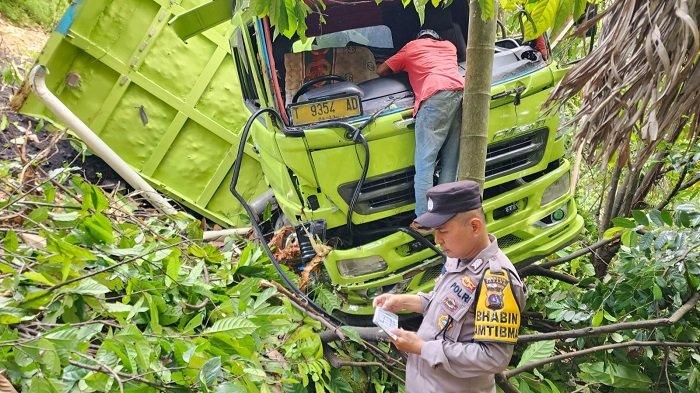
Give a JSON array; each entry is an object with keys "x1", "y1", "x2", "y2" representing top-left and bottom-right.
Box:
[{"x1": 271, "y1": 0, "x2": 468, "y2": 60}]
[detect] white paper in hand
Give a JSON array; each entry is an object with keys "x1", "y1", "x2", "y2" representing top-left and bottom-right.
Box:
[{"x1": 373, "y1": 307, "x2": 398, "y2": 340}]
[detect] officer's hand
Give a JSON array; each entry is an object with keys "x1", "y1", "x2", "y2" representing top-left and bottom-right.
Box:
[
  {"x1": 373, "y1": 294, "x2": 401, "y2": 313},
  {"x1": 390, "y1": 329, "x2": 424, "y2": 355}
]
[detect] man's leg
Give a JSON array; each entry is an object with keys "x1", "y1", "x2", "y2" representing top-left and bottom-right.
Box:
[
  {"x1": 437, "y1": 91, "x2": 463, "y2": 185},
  {"x1": 413, "y1": 92, "x2": 455, "y2": 216}
]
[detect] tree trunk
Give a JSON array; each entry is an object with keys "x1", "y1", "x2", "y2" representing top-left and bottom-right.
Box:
[{"x1": 457, "y1": 0, "x2": 497, "y2": 189}]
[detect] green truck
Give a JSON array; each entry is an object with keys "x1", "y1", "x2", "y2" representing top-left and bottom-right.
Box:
[{"x1": 18, "y1": 0, "x2": 583, "y2": 318}]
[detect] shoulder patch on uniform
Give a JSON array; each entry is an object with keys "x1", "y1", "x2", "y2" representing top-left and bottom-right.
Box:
[
  {"x1": 442, "y1": 295, "x2": 459, "y2": 313},
  {"x1": 437, "y1": 314, "x2": 450, "y2": 330},
  {"x1": 468, "y1": 258, "x2": 484, "y2": 272},
  {"x1": 473, "y1": 269, "x2": 521, "y2": 344},
  {"x1": 461, "y1": 275, "x2": 477, "y2": 292}
]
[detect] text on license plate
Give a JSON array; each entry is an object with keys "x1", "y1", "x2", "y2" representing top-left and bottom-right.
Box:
[{"x1": 290, "y1": 96, "x2": 361, "y2": 126}]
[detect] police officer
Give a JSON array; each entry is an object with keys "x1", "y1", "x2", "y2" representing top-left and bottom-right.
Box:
[{"x1": 373, "y1": 180, "x2": 526, "y2": 393}]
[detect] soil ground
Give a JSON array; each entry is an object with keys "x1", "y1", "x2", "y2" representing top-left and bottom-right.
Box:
[
  {"x1": 0, "y1": 14, "x2": 47, "y2": 58},
  {"x1": 1, "y1": 14, "x2": 122, "y2": 186}
]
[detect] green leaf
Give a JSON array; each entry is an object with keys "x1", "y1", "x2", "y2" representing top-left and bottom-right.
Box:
[
  {"x1": 28, "y1": 206, "x2": 49, "y2": 223},
  {"x1": 606, "y1": 363, "x2": 652, "y2": 389},
  {"x1": 652, "y1": 283, "x2": 663, "y2": 300},
  {"x1": 49, "y1": 211, "x2": 80, "y2": 222},
  {"x1": 631, "y1": 210, "x2": 649, "y2": 226},
  {"x1": 660, "y1": 210, "x2": 673, "y2": 226},
  {"x1": 204, "y1": 316, "x2": 257, "y2": 337},
  {"x1": 603, "y1": 226, "x2": 624, "y2": 239},
  {"x1": 28, "y1": 377, "x2": 62, "y2": 393},
  {"x1": 524, "y1": 0, "x2": 559, "y2": 40},
  {"x1": 47, "y1": 237, "x2": 97, "y2": 262},
  {"x1": 0, "y1": 306, "x2": 32, "y2": 324},
  {"x1": 253, "y1": 287, "x2": 277, "y2": 310},
  {"x1": 648, "y1": 209, "x2": 665, "y2": 226},
  {"x1": 314, "y1": 287, "x2": 341, "y2": 314},
  {"x1": 198, "y1": 357, "x2": 222, "y2": 391},
  {"x1": 578, "y1": 362, "x2": 614, "y2": 385},
  {"x1": 80, "y1": 183, "x2": 109, "y2": 213},
  {"x1": 591, "y1": 310, "x2": 604, "y2": 327},
  {"x1": 517, "y1": 340, "x2": 556, "y2": 367},
  {"x1": 23, "y1": 271, "x2": 56, "y2": 286},
  {"x1": 215, "y1": 382, "x2": 247, "y2": 393},
  {"x1": 573, "y1": 0, "x2": 587, "y2": 19},
  {"x1": 59, "y1": 279, "x2": 109, "y2": 296},
  {"x1": 477, "y1": 0, "x2": 495, "y2": 21},
  {"x1": 163, "y1": 249, "x2": 181, "y2": 288},
  {"x1": 621, "y1": 230, "x2": 638, "y2": 247},
  {"x1": 611, "y1": 333, "x2": 624, "y2": 342},
  {"x1": 146, "y1": 294, "x2": 162, "y2": 334},
  {"x1": 551, "y1": 0, "x2": 573, "y2": 38},
  {"x1": 612, "y1": 217, "x2": 636, "y2": 228},
  {"x1": 83, "y1": 213, "x2": 115, "y2": 244},
  {"x1": 184, "y1": 312, "x2": 204, "y2": 333},
  {"x1": 339, "y1": 326, "x2": 363, "y2": 345},
  {"x1": 127, "y1": 296, "x2": 145, "y2": 321},
  {"x1": 603, "y1": 310, "x2": 617, "y2": 322},
  {"x1": 544, "y1": 379, "x2": 561, "y2": 393},
  {"x1": 106, "y1": 302, "x2": 149, "y2": 316},
  {"x1": 2, "y1": 230, "x2": 19, "y2": 252},
  {"x1": 328, "y1": 369, "x2": 354, "y2": 393}
]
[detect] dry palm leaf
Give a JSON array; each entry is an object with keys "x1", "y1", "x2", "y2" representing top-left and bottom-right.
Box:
[{"x1": 548, "y1": 0, "x2": 700, "y2": 163}]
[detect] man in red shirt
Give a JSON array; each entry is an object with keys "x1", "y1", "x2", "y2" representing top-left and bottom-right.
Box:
[{"x1": 377, "y1": 29, "x2": 464, "y2": 217}]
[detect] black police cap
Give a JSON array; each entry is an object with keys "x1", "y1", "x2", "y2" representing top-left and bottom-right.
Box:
[{"x1": 413, "y1": 180, "x2": 483, "y2": 228}]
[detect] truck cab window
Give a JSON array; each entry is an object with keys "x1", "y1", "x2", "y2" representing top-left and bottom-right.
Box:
[{"x1": 232, "y1": 25, "x2": 261, "y2": 108}]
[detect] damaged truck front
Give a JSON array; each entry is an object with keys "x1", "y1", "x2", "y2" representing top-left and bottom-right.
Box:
[{"x1": 18, "y1": 0, "x2": 583, "y2": 320}]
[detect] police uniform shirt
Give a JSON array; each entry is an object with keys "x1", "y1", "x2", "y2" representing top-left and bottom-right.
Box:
[{"x1": 406, "y1": 235, "x2": 526, "y2": 393}]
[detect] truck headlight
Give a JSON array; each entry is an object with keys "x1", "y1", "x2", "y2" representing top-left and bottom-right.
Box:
[
  {"x1": 541, "y1": 173, "x2": 570, "y2": 206},
  {"x1": 337, "y1": 256, "x2": 388, "y2": 277}
]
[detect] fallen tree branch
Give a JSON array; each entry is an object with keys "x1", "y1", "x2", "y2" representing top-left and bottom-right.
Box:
[
  {"x1": 73, "y1": 352, "x2": 124, "y2": 393},
  {"x1": 68, "y1": 359, "x2": 170, "y2": 389},
  {"x1": 495, "y1": 373, "x2": 520, "y2": 393},
  {"x1": 518, "y1": 292, "x2": 700, "y2": 343},
  {"x1": 319, "y1": 326, "x2": 388, "y2": 343},
  {"x1": 518, "y1": 235, "x2": 621, "y2": 275},
  {"x1": 323, "y1": 345, "x2": 405, "y2": 384},
  {"x1": 519, "y1": 226, "x2": 645, "y2": 276},
  {"x1": 524, "y1": 266, "x2": 580, "y2": 285},
  {"x1": 262, "y1": 280, "x2": 405, "y2": 368},
  {"x1": 504, "y1": 340, "x2": 700, "y2": 378},
  {"x1": 22, "y1": 241, "x2": 185, "y2": 305},
  {"x1": 260, "y1": 280, "x2": 346, "y2": 341},
  {"x1": 680, "y1": 173, "x2": 700, "y2": 192}
]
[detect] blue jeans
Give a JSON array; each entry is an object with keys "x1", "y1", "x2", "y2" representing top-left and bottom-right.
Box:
[{"x1": 413, "y1": 90, "x2": 462, "y2": 216}]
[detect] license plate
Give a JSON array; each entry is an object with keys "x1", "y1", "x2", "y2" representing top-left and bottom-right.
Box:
[{"x1": 289, "y1": 95, "x2": 361, "y2": 126}]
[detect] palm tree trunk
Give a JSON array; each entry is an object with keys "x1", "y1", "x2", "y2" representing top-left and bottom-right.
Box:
[{"x1": 457, "y1": 0, "x2": 497, "y2": 189}]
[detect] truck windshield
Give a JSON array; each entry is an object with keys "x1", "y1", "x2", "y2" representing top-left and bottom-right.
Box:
[{"x1": 297, "y1": 25, "x2": 395, "y2": 51}]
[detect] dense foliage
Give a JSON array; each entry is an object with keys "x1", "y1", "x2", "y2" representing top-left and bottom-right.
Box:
[
  {"x1": 0, "y1": 0, "x2": 68, "y2": 29},
  {"x1": 514, "y1": 205, "x2": 700, "y2": 392},
  {"x1": 233, "y1": 0, "x2": 593, "y2": 40},
  {"x1": 0, "y1": 157, "x2": 399, "y2": 392}
]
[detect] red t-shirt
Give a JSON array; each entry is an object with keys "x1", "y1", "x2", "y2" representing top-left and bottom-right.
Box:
[{"x1": 385, "y1": 38, "x2": 464, "y2": 116}]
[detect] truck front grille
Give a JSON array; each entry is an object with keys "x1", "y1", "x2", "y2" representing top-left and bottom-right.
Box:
[
  {"x1": 486, "y1": 129, "x2": 547, "y2": 180},
  {"x1": 338, "y1": 167, "x2": 415, "y2": 215},
  {"x1": 498, "y1": 234, "x2": 522, "y2": 249},
  {"x1": 419, "y1": 264, "x2": 443, "y2": 286},
  {"x1": 337, "y1": 129, "x2": 548, "y2": 214}
]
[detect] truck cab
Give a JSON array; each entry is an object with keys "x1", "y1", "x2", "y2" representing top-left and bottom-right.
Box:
[
  {"x1": 18, "y1": 0, "x2": 583, "y2": 319},
  {"x1": 229, "y1": 0, "x2": 584, "y2": 315}
]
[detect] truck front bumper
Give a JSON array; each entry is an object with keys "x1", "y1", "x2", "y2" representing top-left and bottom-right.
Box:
[{"x1": 323, "y1": 159, "x2": 585, "y2": 315}]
